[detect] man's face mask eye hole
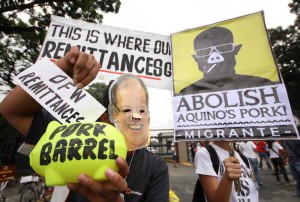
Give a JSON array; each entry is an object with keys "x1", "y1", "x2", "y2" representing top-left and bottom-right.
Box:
[
  {"x1": 119, "y1": 108, "x2": 147, "y2": 115},
  {"x1": 122, "y1": 109, "x2": 131, "y2": 113}
]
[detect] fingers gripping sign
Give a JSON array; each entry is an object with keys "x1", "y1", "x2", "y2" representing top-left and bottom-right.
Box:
[
  {"x1": 55, "y1": 46, "x2": 101, "y2": 89},
  {"x1": 54, "y1": 46, "x2": 80, "y2": 78},
  {"x1": 73, "y1": 53, "x2": 99, "y2": 88},
  {"x1": 228, "y1": 142, "x2": 242, "y2": 193}
]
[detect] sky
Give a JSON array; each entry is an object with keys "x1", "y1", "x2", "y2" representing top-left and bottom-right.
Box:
[
  {"x1": 0, "y1": 0, "x2": 296, "y2": 132},
  {"x1": 103, "y1": 0, "x2": 296, "y2": 35}
]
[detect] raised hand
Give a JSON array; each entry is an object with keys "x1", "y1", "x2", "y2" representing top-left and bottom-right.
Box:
[{"x1": 55, "y1": 46, "x2": 101, "y2": 88}]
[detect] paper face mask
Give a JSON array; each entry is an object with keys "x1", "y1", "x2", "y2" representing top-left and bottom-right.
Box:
[{"x1": 108, "y1": 74, "x2": 150, "y2": 151}]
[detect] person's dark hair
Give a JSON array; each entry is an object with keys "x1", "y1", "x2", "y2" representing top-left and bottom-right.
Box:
[
  {"x1": 194, "y1": 27, "x2": 234, "y2": 50},
  {"x1": 267, "y1": 140, "x2": 275, "y2": 149},
  {"x1": 102, "y1": 80, "x2": 114, "y2": 109},
  {"x1": 96, "y1": 80, "x2": 113, "y2": 122}
]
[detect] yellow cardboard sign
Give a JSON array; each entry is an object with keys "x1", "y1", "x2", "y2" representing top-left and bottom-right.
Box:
[{"x1": 172, "y1": 11, "x2": 280, "y2": 94}]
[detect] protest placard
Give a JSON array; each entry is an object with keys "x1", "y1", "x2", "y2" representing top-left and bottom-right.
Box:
[
  {"x1": 171, "y1": 11, "x2": 299, "y2": 141},
  {"x1": 14, "y1": 58, "x2": 105, "y2": 124},
  {"x1": 38, "y1": 15, "x2": 172, "y2": 90}
]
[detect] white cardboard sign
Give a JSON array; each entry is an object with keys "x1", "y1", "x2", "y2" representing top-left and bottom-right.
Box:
[
  {"x1": 39, "y1": 15, "x2": 172, "y2": 90},
  {"x1": 14, "y1": 58, "x2": 105, "y2": 124}
]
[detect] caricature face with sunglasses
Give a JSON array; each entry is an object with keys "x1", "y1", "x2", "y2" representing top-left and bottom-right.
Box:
[{"x1": 192, "y1": 27, "x2": 242, "y2": 81}]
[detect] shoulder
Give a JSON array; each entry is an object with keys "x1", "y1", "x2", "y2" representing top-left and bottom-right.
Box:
[
  {"x1": 177, "y1": 85, "x2": 196, "y2": 95},
  {"x1": 234, "y1": 74, "x2": 275, "y2": 87},
  {"x1": 239, "y1": 142, "x2": 245, "y2": 147},
  {"x1": 177, "y1": 79, "x2": 210, "y2": 95},
  {"x1": 35, "y1": 109, "x2": 55, "y2": 122},
  {"x1": 138, "y1": 149, "x2": 169, "y2": 186},
  {"x1": 195, "y1": 146, "x2": 210, "y2": 158},
  {"x1": 128, "y1": 149, "x2": 169, "y2": 187},
  {"x1": 250, "y1": 141, "x2": 257, "y2": 148},
  {"x1": 136, "y1": 148, "x2": 168, "y2": 170},
  {"x1": 236, "y1": 74, "x2": 273, "y2": 82},
  {"x1": 271, "y1": 141, "x2": 276, "y2": 147},
  {"x1": 31, "y1": 109, "x2": 57, "y2": 130},
  {"x1": 275, "y1": 141, "x2": 282, "y2": 147},
  {"x1": 195, "y1": 145, "x2": 218, "y2": 176},
  {"x1": 197, "y1": 145, "x2": 220, "y2": 161}
]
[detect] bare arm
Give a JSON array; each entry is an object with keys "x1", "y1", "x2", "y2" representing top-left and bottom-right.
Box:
[
  {"x1": 0, "y1": 86, "x2": 41, "y2": 136},
  {"x1": 200, "y1": 156, "x2": 242, "y2": 202},
  {"x1": 0, "y1": 46, "x2": 100, "y2": 136}
]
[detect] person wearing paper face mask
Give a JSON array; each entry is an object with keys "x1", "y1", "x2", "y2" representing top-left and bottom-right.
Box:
[
  {"x1": 0, "y1": 47, "x2": 169, "y2": 202},
  {"x1": 68, "y1": 74, "x2": 170, "y2": 202},
  {"x1": 0, "y1": 46, "x2": 128, "y2": 202},
  {"x1": 103, "y1": 74, "x2": 169, "y2": 201},
  {"x1": 108, "y1": 74, "x2": 150, "y2": 151}
]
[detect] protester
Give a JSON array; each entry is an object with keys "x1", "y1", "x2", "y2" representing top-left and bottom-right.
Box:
[
  {"x1": 0, "y1": 46, "x2": 169, "y2": 202},
  {"x1": 267, "y1": 140, "x2": 291, "y2": 186},
  {"x1": 284, "y1": 140, "x2": 300, "y2": 198},
  {"x1": 104, "y1": 73, "x2": 169, "y2": 201},
  {"x1": 171, "y1": 143, "x2": 178, "y2": 168},
  {"x1": 194, "y1": 141, "x2": 259, "y2": 202},
  {"x1": 255, "y1": 140, "x2": 272, "y2": 170},
  {"x1": 239, "y1": 141, "x2": 263, "y2": 186}
]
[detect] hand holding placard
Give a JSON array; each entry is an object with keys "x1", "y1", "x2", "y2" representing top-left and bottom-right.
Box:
[
  {"x1": 54, "y1": 46, "x2": 101, "y2": 89},
  {"x1": 14, "y1": 46, "x2": 105, "y2": 124}
]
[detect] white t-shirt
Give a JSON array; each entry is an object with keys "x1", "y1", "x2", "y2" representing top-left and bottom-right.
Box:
[
  {"x1": 195, "y1": 144, "x2": 259, "y2": 202},
  {"x1": 269, "y1": 141, "x2": 283, "y2": 158},
  {"x1": 171, "y1": 146, "x2": 177, "y2": 155},
  {"x1": 239, "y1": 141, "x2": 257, "y2": 159}
]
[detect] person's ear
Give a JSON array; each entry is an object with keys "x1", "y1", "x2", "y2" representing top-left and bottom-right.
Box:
[{"x1": 234, "y1": 44, "x2": 242, "y2": 55}]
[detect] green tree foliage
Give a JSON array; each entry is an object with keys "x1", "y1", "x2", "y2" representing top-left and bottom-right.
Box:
[
  {"x1": 268, "y1": 0, "x2": 300, "y2": 109},
  {"x1": 86, "y1": 82, "x2": 109, "y2": 106},
  {"x1": 0, "y1": 0, "x2": 121, "y2": 93}
]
